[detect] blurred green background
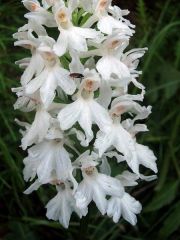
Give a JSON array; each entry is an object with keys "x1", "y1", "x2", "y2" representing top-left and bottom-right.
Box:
[{"x1": 0, "y1": 0, "x2": 180, "y2": 239}]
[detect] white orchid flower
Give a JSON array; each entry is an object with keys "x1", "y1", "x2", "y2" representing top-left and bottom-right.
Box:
[
  {"x1": 74, "y1": 156, "x2": 124, "y2": 214},
  {"x1": 46, "y1": 182, "x2": 88, "y2": 228},
  {"x1": 14, "y1": 31, "x2": 45, "y2": 85},
  {"x1": 95, "y1": 120, "x2": 138, "y2": 172},
  {"x1": 12, "y1": 87, "x2": 40, "y2": 112},
  {"x1": 53, "y1": 5, "x2": 100, "y2": 56},
  {"x1": 81, "y1": 33, "x2": 131, "y2": 81},
  {"x1": 107, "y1": 192, "x2": 142, "y2": 225},
  {"x1": 23, "y1": 0, "x2": 56, "y2": 28},
  {"x1": 95, "y1": 96, "x2": 153, "y2": 174},
  {"x1": 24, "y1": 37, "x2": 76, "y2": 107},
  {"x1": 58, "y1": 73, "x2": 112, "y2": 144},
  {"x1": 122, "y1": 119, "x2": 158, "y2": 174},
  {"x1": 23, "y1": 139, "x2": 73, "y2": 183},
  {"x1": 83, "y1": 0, "x2": 134, "y2": 35},
  {"x1": 19, "y1": 107, "x2": 52, "y2": 149}
]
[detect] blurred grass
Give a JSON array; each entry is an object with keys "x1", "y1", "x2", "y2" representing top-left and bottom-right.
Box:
[{"x1": 0, "y1": 0, "x2": 180, "y2": 239}]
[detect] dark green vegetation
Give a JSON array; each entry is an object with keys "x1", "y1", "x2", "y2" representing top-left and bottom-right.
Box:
[{"x1": 0, "y1": 0, "x2": 180, "y2": 239}]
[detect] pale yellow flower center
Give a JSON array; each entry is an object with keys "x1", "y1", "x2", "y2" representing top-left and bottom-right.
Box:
[
  {"x1": 30, "y1": 3, "x2": 39, "y2": 11},
  {"x1": 57, "y1": 10, "x2": 68, "y2": 24},
  {"x1": 43, "y1": 52, "x2": 55, "y2": 61},
  {"x1": 84, "y1": 79, "x2": 94, "y2": 92},
  {"x1": 109, "y1": 40, "x2": 121, "y2": 50},
  {"x1": 85, "y1": 166, "x2": 95, "y2": 175},
  {"x1": 98, "y1": 0, "x2": 108, "y2": 11}
]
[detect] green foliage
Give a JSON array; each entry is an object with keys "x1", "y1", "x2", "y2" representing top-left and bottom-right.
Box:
[
  {"x1": 0, "y1": 0, "x2": 179, "y2": 239},
  {"x1": 144, "y1": 181, "x2": 179, "y2": 212},
  {"x1": 158, "y1": 201, "x2": 180, "y2": 239}
]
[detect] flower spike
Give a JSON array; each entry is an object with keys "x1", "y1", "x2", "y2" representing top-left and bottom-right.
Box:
[{"x1": 13, "y1": 0, "x2": 157, "y2": 228}]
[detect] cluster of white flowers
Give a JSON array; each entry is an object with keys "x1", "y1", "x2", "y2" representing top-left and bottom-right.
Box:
[{"x1": 13, "y1": 0, "x2": 157, "y2": 228}]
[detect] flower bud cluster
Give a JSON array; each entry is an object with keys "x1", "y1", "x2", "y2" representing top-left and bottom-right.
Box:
[{"x1": 13, "y1": 0, "x2": 157, "y2": 228}]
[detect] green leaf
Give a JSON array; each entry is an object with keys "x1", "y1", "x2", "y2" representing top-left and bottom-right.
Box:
[
  {"x1": 136, "y1": 0, "x2": 148, "y2": 32},
  {"x1": 158, "y1": 201, "x2": 180, "y2": 239},
  {"x1": 159, "y1": 63, "x2": 180, "y2": 99},
  {"x1": 144, "y1": 181, "x2": 179, "y2": 212},
  {"x1": 4, "y1": 222, "x2": 39, "y2": 240}
]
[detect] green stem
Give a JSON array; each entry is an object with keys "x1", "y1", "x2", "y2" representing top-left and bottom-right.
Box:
[{"x1": 79, "y1": 213, "x2": 89, "y2": 240}]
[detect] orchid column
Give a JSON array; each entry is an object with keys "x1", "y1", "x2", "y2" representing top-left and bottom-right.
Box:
[{"x1": 13, "y1": 0, "x2": 157, "y2": 228}]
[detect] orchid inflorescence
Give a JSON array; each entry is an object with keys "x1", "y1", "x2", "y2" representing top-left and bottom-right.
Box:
[{"x1": 13, "y1": 0, "x2": 157, "y2": 228}]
